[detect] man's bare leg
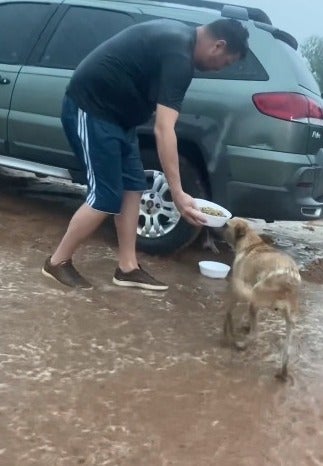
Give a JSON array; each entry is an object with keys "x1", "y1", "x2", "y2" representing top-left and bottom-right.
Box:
[
  {"x1": 114, "y1": 191, "x2": 141, "y2": 272},
  {"x1": 51, "y1": 203, "x2": 108, "y2": 265},
  {"x1": 113, "y1": 191, "x2": 168, "y2": 290},
  {"x1": 42, "y1": 203, "x2": 108, "y2": 288}
]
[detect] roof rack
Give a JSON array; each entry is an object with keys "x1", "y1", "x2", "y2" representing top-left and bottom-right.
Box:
[
  {"x1": 147, "y1": 0, "x2": 272, "y2": 25},
  {"x1": 221, "y1": 5, "x2": 248, "y2": 21},
  {"x1": 254, "y1": 22, "x2": 298, "y2": 50}
]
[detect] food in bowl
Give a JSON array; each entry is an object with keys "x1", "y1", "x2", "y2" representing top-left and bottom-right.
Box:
[
  {"x1": 200, "y1": 207, "x2": 225, "y2": 217},
  {"x1": 195, "y1": 198, "x2": 232, "y2": 228}
]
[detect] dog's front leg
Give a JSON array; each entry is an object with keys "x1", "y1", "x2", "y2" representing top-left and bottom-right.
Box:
[
  {"x1": 234, "y1": 303, "x2": 258, "y2": 351},
  {"x1": 223, "y1": 310, "x2": 234, "y2": 342},
  {"x1": 248, "y1": 303, "x2": 258, "y2": 339},
  {"x1": 223, "y1": 295, "x2": 236, "y2": 346}
]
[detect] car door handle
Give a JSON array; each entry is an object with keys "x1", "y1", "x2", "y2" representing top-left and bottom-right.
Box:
[{"x1": 0, "y1": 75, "x2": 10, "y2": 85}]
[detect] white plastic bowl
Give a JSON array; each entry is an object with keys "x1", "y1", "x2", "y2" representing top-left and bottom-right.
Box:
[
  {"x1": 198, "y1": 261, "x2": 231, "y2": 279},
  {"x1": 195, "y1": 198, "x2": 232, "y2": 227}
]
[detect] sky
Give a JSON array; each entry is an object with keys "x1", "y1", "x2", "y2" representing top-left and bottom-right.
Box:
[{"x1": 225, "y1": 0, "x2": 323, "y2": 46}]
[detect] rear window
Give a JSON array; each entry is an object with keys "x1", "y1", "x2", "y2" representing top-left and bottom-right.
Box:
[
  {"x1": 279, "y1": 41, "x2": 321, "y2": 95},
  {"x1": 138, "y1": 13, "x2": 268, "y2": 81},
  {"x1": 194, "y1": 50, "x2": 268, "y2": 81}
]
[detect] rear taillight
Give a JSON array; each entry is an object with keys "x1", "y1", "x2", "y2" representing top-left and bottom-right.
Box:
[{"x1": 252, "y1": 92, "x2": 323, "y2": 126}]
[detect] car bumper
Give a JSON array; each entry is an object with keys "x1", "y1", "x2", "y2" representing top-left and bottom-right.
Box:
[{"x1": 226, "y1": 165, "x2": 323, "y2": 221}]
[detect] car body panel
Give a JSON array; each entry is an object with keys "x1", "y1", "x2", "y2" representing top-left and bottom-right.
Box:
[
  {"x1": 0, "y1": 64, "x2": 21, "y2": 154},
  {"x1": 8, "y1": 67, "x2": 75, "y2": 168},
  {"x1": 1, "y1": 0, "x2": 323, "y2": 228}
]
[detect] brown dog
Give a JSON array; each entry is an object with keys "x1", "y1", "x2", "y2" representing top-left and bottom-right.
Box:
[{"x1": 222, "y1": 218, "x2": 301, "y2": 381}]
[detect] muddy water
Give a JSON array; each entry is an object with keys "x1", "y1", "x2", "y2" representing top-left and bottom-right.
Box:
[{"x1": 1, "y1": 170, "x2": 323, "y2": 466}]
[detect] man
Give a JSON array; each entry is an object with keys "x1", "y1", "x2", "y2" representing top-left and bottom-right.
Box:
[{"x1": 42, "y1": 17, "x2": 249, "y2": 291}]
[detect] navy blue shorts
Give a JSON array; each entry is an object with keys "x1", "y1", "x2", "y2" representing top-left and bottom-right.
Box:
[{"x1": 61, "y1": 95, "x2": 147, "y2": 214}]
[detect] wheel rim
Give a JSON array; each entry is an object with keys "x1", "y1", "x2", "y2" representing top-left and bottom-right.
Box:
[{"x1": 137, "y1": 170, "x2": 181, "y2": 238}]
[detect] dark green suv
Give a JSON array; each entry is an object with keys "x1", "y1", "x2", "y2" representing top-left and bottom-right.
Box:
[{"x1": 1, "y1": 0, "x2": 323, "y2": 254}]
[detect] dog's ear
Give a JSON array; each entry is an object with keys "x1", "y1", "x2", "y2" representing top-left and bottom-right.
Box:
[{"x1": 234, "y1": 222, "x2": 247, "y2": 239}]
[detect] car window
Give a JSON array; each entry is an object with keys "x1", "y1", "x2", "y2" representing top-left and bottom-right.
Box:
[
  {"x1": 138, "y1": 14, "x2": 268, "y2": 81},
  {"x1": 0, "y1": 2, "x2": 52, "y2": 65},
  {"x1": 38, "y1": 6, "x2": 135, "y2": 69},
  {"x1": 278, "y1": 41, "x2": 320, "y2": 95},
  {"x1": 194, "y1": 50, "x2": 269, "y2": 81}
]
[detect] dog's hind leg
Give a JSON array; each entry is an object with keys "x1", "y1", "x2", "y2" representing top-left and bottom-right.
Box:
[
  {"x1": 276, "y1": 304, "x2": 295, "y2": 382},
  {"x1": 248, "y1": 302, "x2": 258, "y2": 337}
]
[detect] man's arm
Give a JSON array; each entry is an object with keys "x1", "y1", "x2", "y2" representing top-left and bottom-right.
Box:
[{"x1": 154, "y1": 104, "x2": 206, "y2": 226}]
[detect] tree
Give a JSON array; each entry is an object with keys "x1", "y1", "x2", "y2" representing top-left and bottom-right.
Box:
[{"x1": 300, "y1": 36, "x2": 323, "y2": 93}]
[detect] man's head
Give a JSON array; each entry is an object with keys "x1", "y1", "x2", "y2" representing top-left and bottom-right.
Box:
[{"x1": 194, "y1": 19, "x2": 249, "y2": 71}]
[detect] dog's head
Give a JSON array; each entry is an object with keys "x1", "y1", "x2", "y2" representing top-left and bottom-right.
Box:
[{"x1": 222, "y1": 218, "x2": 250, "y2": 251}]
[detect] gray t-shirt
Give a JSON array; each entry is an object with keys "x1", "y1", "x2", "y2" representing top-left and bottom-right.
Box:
[{"x1": 67, "y1": 19, "x2": 196, "y2": 129}]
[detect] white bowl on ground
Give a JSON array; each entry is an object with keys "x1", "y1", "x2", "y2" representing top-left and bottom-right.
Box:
[
  {"x1": 195, "y1": 198, "x2": 232, "y2": 227},
  {"x1": 198, "y1": 261, "x2": 231, "y2": 279}
]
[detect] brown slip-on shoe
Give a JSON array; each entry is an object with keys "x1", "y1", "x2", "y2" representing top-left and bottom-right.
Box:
[
  {"x1": 42, "y1": 256, "x2": 92, "y2": 289},
  {"x1": 112, "y1": 266, "x2": 168, "y2": 291}
]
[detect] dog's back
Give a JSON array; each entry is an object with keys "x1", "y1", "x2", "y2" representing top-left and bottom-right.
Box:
[{"x1": 232, "y1": 242, "x2": 301, "y2": 310}]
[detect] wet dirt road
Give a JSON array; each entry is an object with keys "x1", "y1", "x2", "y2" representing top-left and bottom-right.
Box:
[{"x1": 1, "y1": 169, "x2": 323, "y2": 466}]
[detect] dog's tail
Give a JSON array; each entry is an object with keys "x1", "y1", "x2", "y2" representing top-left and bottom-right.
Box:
[
  {"x1": 232, "y1": 268, "x2": 301, "y2": 301},
  {"x1": 254, "y1": 268, "x2": 301, "y2": 291}
]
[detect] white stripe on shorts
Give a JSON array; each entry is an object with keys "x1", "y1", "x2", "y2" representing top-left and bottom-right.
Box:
[{"x1": 77, "y1": 108, "x2": 96, "y2": 206}]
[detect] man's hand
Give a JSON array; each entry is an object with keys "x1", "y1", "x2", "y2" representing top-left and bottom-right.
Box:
[
  {"x1": 154, "y1": 105, "x2": 206, "y2": 226},
  {"x1": 172, "y1": 191, "x2": 207, "y2": 226}
]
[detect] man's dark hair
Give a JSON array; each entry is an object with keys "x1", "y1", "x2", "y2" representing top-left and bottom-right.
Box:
[{"x1": 206, "y1": 19, "x2": 249, "y2": 59}]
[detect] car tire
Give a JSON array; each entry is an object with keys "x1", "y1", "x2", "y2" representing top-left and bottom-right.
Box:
[{"x1": 137, "y1": 147, "x2": 206, "y2": 255}]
